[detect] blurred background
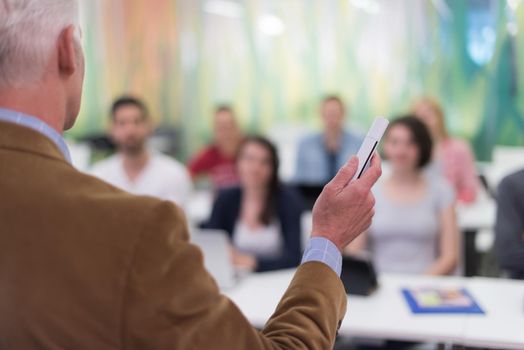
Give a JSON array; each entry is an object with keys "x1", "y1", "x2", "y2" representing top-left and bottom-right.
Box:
[{"x1": 72, "y1": 0, "x2": 524, "y2": 161}]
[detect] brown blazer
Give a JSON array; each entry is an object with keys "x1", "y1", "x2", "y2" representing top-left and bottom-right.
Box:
[{"x1": 0, "y1": 121, "x2": 347, "y2": 349}]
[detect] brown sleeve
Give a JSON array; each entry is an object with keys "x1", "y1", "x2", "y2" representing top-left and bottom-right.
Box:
[{"x1": 122, "y1": 201, "x2": 347, "y2": 350}]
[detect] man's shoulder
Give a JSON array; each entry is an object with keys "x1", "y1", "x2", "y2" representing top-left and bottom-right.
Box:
[
  {"x1": 26, "y1": 164, "x2": 177, "y2": 235},
  {"x1": 72, "y1": 169, "x2": 164, "y2": 210}
]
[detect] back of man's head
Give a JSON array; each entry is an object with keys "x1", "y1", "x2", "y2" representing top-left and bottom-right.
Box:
[{"x1": 0, "y1": 0, "x2": 79, "y2": 89}]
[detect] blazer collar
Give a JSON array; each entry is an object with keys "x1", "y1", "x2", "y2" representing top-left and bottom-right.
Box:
[{"x1": 0, "y1": 120, "x2": 71, "y2": 165}]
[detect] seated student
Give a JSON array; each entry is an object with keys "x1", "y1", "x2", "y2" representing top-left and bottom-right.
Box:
[
  {"x1": 188, "y1": 105, "x2": 243, "y2": 190},
  {"x1": 495, "y1": 169, "x2": 524, "y2": 279},
  {"x1": 295, "y1": 95, "x2": 363, "y2": 185},
  {"x1": 413, "y1": 97, "x2": 479, "y2": 204},
  {"x1": 205, "y1": 136, "x2": 303, "y2": 272},
  {"x1": 348, "y1": 116, "x2": 459, "y2": 275},
  {"x1": 90, "y1": 96, "x2": 192, "y2": 208}
]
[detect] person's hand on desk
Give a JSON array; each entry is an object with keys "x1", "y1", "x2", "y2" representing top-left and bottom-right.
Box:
[
  {"x1": 230, "y1": 247, "x2": 257, "y2": 271},
  {"x1": 311, "y1": 154, "x2": 382, "y2": 252}
]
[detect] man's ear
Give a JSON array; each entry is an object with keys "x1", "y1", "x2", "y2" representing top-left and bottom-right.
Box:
[{"x1": 57, "y1": 25, "x2": 78, "y2": 76}]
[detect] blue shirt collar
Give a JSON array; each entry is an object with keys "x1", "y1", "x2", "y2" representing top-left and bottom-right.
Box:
[{"x1": 0, "y1": 107, "x2": 72, "y2": 164}]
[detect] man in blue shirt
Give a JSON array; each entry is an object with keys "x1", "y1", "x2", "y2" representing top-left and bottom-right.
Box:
[{"x1": 295, "y1": 95, "x2": 363, "y2": 184}]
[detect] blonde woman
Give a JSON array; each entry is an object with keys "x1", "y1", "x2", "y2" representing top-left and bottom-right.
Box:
[{"x1": 413, "y1": 97, "x2": 479, "y2": 204}]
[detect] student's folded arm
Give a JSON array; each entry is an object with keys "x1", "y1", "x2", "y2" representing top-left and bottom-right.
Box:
[{"x1": 122, "y1": 201, "x2": 347, "y2": 350}]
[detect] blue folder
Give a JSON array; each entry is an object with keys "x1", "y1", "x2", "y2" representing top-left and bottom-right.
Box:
[{"x1": 402, "y1": 288, "x2": 485, "y2": 315}]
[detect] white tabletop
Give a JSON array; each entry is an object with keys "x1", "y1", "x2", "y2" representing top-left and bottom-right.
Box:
[
  {"x1": 225, "y1": 270, "x2": 524, "y2": 349},
  {"x1": 461, "y1": 278, "x2": 524, "y2": 349},
  {"x1": 341, "y1": 275, "x2": 468, "y2": 343}
]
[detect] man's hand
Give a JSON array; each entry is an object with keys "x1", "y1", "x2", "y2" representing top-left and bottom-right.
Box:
[{"x1": 311, "y1": 154, "x2": 382, "y2": 252}]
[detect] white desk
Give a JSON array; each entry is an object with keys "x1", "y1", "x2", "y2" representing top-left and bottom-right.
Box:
[
  {"x1": 341, "y1": 275, "x2": 467, "y2": 344},
  {"x1": 461, "y1": 278, "x2": 524, "y2": 349},
  {"x1": 225, "y1": 270, "x2": 524, "y2": 349}
]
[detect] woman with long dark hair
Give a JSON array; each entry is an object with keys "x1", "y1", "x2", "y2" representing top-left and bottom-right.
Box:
[{"x1": 205, "y1": 136, "x2": 304, "y2": 272}]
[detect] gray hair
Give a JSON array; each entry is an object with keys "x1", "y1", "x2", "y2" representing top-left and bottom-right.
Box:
[{"x1": 0, "y1": 0, "x2": 80, "y2": 89}]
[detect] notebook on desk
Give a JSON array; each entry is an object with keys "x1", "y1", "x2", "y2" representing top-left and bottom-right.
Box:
[{"x1": 402, "y1": 287, "x2": 485, "y2": 314}]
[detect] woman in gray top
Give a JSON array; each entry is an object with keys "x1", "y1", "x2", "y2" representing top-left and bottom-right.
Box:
[{"x1": 348, "y1": 116, "x2": 459, "y2": 275}]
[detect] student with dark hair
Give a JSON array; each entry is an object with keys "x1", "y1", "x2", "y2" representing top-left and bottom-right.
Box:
[
  {"x1": 188, "y1": 105, "x2": 244, "y2": 190},
  {"x1": 205, "y1": 136, "x2": 304, "y2": 272},
  {"x1": 90, "y1": 96, "x2": 192, "y2": 208},
  {"x1": 295, "y1": 95, "x2": 363, "y2": 185},
  {"x1": 348, "y1": 116, "x2": 459, "y2": 276}
]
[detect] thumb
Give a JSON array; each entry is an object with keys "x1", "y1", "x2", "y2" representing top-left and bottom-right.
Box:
[
  {"x1": 329, "y1": 156, "x2": 359, "y2": 190},
  {"x1": 356, "y1": 153, "x2": 382, "y2": 191}
]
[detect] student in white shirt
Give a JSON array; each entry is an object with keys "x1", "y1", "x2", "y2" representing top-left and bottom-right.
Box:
[{"x1": 90, "y1": 96, "x2": 192, "y2": 208}]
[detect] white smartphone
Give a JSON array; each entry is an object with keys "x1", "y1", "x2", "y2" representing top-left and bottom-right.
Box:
[{"x1": 352, "y1": 117, "x2": 389, "y2": 181}]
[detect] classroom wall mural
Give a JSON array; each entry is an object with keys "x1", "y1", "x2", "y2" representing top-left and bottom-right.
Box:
[{"x1": 71, "y1": 0, "x2": 524, "y2": 160}]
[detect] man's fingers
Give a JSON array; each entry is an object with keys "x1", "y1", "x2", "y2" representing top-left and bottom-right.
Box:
[
  {"x1": 366, "y1": 193, "x2": 376, "y2": 208},
  {"x1": 356, "y1": 153, "x2": 382, "y2": 190},
  {"x1": 329, "y1": 156, "x2": 358, "y2": 190}
]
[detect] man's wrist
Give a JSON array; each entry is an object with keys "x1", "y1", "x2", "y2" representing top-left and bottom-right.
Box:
[
  {"x1": 301, "y1": 237, "x2": 343, "y2": 277},
  {"x1": 311, "y1": 232, "x2": 344, "y2": 252}
]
